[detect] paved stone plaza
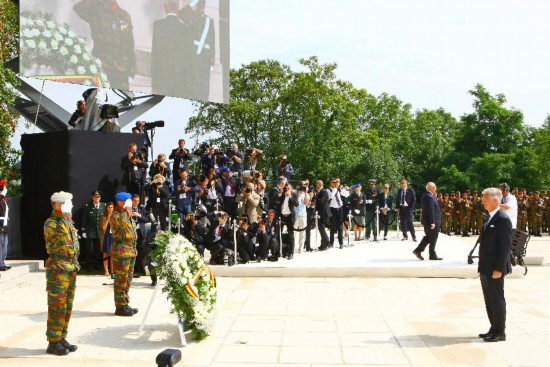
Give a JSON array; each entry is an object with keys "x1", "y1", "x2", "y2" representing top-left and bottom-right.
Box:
[{"x1": 0, "y1": 233, "x2": 549, "y2": 366}]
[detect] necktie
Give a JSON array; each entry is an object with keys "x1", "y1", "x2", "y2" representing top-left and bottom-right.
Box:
[
  {"x1": 335, "y1": 190, "x2": 341, "y2": 207},
  {"x1": 483, "y1": 215, "x2": 490, "y2": 231},
  {"x1": 401, "y1": 189, "x2": 405, "y2": 205}
]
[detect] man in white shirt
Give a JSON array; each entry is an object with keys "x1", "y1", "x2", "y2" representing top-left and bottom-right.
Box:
[{"x1": 499, "y1": 183, "x2": 517, "y2": 229}]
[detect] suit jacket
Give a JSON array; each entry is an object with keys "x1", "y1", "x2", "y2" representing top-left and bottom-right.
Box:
[
  {"x1": 81, "y1": 201, "x2": 106, "y2": 239},
  {"x1": 377, "y1": 192, "x2": 394, "y2": 212},
  {"x1": 151, "y1": 14, "x2": 191, "y2": 97},
  {"x1": 279, "y1": 193, "x2": 299, "y2": 221},
  {"x1": 478, "y1": 209, "x2": 513, "y2": 277},
  {"x1": 315, "y1": 188, "x2": 332, "y2": 220},
  {"x1": 169, "y1": 147, "x2": 192, "y2": 174},
  {"x1": 205, "y1": 223, "x2": 232, "y2": 248},
  {"x1": 131, "y1": 204, "x2": 148, "y2": 239},
  {"x1": 396, "y1": 187, "x2": 416, "y2": 211},
  {"x1": 420, "y1": 191, "x2": 441, "y2": 229}
]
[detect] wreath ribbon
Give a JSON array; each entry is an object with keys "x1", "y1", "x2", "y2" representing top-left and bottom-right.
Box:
[{"x1": 185, "y1": 265, "x2": 216, "y2": 299}]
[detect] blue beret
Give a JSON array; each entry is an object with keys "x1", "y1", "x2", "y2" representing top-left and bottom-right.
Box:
[
  {"x1": 219, "y1": 166, "x2": 230, "y2": 173},
  {"x1": 114, "y1": 192, "x2": 132, "y2": 201},
  {"x1": 351, "y1": 183, "x2": 362, "y2": 189}
]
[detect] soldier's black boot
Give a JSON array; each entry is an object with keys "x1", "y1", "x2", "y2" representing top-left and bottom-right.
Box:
[
  {"x1": 60, "y1": 339, "x2": 77, "y2": 352},
  {"x1": 115, "y1": 305, "x2": 134, "y2": 316},
  {"x1": 151, "y1": 275, "x2": 158, "y2": 286},
  {"x1": 46, "y1": 341, "x2": 69, "y2": 356}
]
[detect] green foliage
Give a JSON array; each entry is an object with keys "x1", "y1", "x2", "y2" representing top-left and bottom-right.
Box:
[
  {"x1": 183, "y1": 60, "x2": 547, "y2": 192},
  {"x1": 0, "y1": 0, "x2": 21, "y2": 181}
]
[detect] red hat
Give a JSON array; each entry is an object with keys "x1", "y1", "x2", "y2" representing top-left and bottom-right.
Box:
[{"x1": 0, "y1": 179, "x2": 7, "y2": 186}]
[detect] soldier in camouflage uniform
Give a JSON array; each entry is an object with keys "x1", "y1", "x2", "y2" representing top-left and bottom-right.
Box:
[
  {"x1": 470, "y1": 191, "x2": 483, "y2": 235},
  {"x1": 458, "y1": 192, "x2": 472, "y2": 237},
  {"x1": 517, "y1": 191, "x2": 529, "y2": 233},
  {"x1": 440, "y1": 193, "x2": 453, "y2": 235},
  {"x1": 449, "y1": 192, "x2": 459, "y2": 234},
  {"x1": 528, "y1": 192, "x2": 544, "y2": 237},
  {"x1": 110, "y1": 192, "x2": 138, "y2": 316},
  {"x1": 542, "y1": 191, "x2": 549, "y2": 234},
  {"x1": 44, "y1": 191, "x2": 79, "y2": 356}
]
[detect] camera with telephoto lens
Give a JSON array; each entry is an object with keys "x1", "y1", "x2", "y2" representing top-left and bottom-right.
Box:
[
  {"x1": 241, "y1": 170, "x2": 256, "y2": 178},
  {"x1": 192, "y1": 141, "x2": 209, "y2": 156},
  {"x1": 283, "y1": 187, "x2": 289, "y2": 193},
  {"x1": 298, "y1": 186, "x2": 307, "y2": 192},
  {"x1": 225, "y1": 147, "x2": 235, "y2": 157},
  {"x1": 144, "y1": 120, "x2": 165, "y2": 130},
  {"x1": 244, "y1": 187, "x2": 252, "y2": 194}
]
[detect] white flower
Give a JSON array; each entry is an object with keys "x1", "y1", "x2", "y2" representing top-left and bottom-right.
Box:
[
  {"x1": 21, "y1": 17, "x2": 28, "y2": 26},
  {"x1": 68, "y1": 30, "x2": 76, "y2": 38},
  {"x1": 28, "y1": 19, "x2": 35, "y2": 26},
  {"x1": 59, "y1": 26, "x2": 67, "y2": 34},
  {"x1": 38, "y1": 40, "x2": 47, "y2": 49},
  {"x1": 54, "y1": 32, "x2": 63, "y2": 41},
  {"x1": 42, "y1": 30, "x2": 52, "y2": 38},
  {"x1": 23, "y1": 29, "x2": 34, "y2": 38},
  {"x1": 65, "y1": 38, "x2": 74, "y2": 46},
  {"x1": 46, "y1": 21, "x2": 55, "y2": 29},
  {"x1": 51, "y1": 39, "x2": 59, "y2": 49},
  {"x1": 73, "y1": 45, "x2": 82, "y2": 54},
  {"x1": 32, "y1": 28, "x2": 40, "y2": 37},
  {"x1": 36, "y1": 19, "x2": 45, "y2": 27},
  {"x1": 25, "y1": 40, "x2": 36, "y2": 48},
  {"x1": 83, "y1": 53, "x2": 91, "y2": 61},
  {"x1": 59, "y1": 46, "x2": 69, "y2": 56},
  {"x1": 70, "y1": 55, "x2": 78, "y2": 64},
  {"x1": 89, "y1": 64, "x2": 98, "y2": 74},
  {"x1": 77, "y1": 66, "x2": 86, "y2": 75}
]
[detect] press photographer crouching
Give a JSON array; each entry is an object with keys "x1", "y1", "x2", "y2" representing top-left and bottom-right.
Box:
[
  {"x1": 204, "y1": 211, "x2": 234, "y2": 266},
  {"x1": 235, "y1": 216, "x2": 257, "y2": 264},
  {"x1": 183, "y1": 212, "x2": 207, "y2": 257}
]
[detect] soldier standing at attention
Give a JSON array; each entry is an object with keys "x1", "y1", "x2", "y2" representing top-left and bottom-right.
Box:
[
  {"x1": 470, "y1": 191, "x2": 483, "y2": 235},
  {"x1": 459, "y1": 192, "x2": 472, "y2": 237},
  {"x1": 440, "y1": 193, "x2": 453, "y2": 236},
  {"x1": 451, "y1": 191, "x2": 460, "y2": 235},
  {"x1": 110, "y1": 192, "x2": 139, "y2": 316},
  {"x1": 517, "y1": 191, "x2": 529, "y2": 233},
  {"x1": 44, "y1": 191, "x2": 79, "y2": 356}
]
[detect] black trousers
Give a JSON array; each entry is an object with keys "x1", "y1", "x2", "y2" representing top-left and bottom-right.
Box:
[
  {"x1": 317, "y1": 216, "x2": 330, "y2": 249},
  {"x1": 480, "y1": 273, "x2": 506, "y2": 335},
  {"x1": 415, "y1": 225, "x2": 439, "y2": 256},
  {"x1": 280, "y1": 214, "x2": 295, "y2": 254},
  {"x1": 380, "y1": 213, "x2": 390, "y2": 237},
  {"x1": 399, "y1": 207, "x2": 416, "y2": 239},
  {"x1": 365, "y1": 210, "x2": 378, "y2": 239},
  {"x1": 330, "y1": 207, "x2": 343, "y2": 246}
]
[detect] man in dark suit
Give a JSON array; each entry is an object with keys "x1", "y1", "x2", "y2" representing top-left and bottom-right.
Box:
[
  {"x1": 151, "y1": 0, "x2": 191, "y2": 97},
  {"x1": 279, "y1": 183, "x2": 298, "y2": 259},
  {"x1": 377, "y1": 183, "x2": 394, "y2": 240},
  {"x1": 396, "y1": 179, "x2": 417, "y2": 241},
  {"x1": 130, "y1": 194, "x2": 148, "y2": 277},
  {"x1": 315, "y1": 180, "x2": 332, "y2": 251},
  {"x1": 477, "y1": 187, "x2": 512, "y2": 342},
  {"x1": 413, "y1": 182, "x2": 442, "y2": 260},
  {"x1": 205, "y1": 212, "x2": 232, "y2": 265},
  {"x1": 81, "y1": 190, "x2": 105, "y2": 270},
  {"x1": 169, "y1": 139, "x2": 192, "y2": 174}
]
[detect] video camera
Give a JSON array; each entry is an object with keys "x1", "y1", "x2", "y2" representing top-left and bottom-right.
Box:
[
  {"x1": 192, "y1": 141, "x2": 210, "y2": 156},
  {"x1": 144, "y1": 120, "x2": 165, "y2": 130},
  {"x1": 225, "y1": 147, "x2": 235, "y2": 157}
]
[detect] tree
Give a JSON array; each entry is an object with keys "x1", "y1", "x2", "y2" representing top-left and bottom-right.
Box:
[{"x1": 0, "y1": 0, "x2": 20, "y2": 180}]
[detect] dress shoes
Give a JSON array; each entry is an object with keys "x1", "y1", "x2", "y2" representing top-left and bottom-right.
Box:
[
  {"x1": 383, "y1": 237, "x2": 387, "y2": 240},
  {"x1": 287, "y1": 254, "x2": 293, "y2": 260},
  {"x1": 130, "y1": 306, "x2": 139, "y2": 314},
  {"x1": 412, "y1": 237, "x2": 417, "y2": 242},
  {"x1": 413, "y1": 250, "x2": 424, "y2": 260},
  {"x1": 478, "y1": 332, "x2": 492, "y2": 338},
  {"x1": 60, "y1": 339, "x2": 77, "y2": 352},
  {"x1": 46, "y1": 341, "x2": 69, "y2": 356},
  {"x1": 0, "y1": 266, "x2": 9, "y2": 271},
  {"x1": 114, "y1": 305, "x2": 134, "y2": 316},
  {"x1": 484, "y1": 334, "x2": 506, "y2": 342},
  {"x1": 318, "y1": 246, "x2": 328, "y2": 251},
  {"x1": 429, "y1": 255, "x2": 443, "y2": 260},
  {"x1": 401, "y1": 237, "x2": 408, "y2": 241}
]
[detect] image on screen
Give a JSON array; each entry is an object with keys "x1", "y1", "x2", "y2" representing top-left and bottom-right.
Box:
[{"x1": 20, "y1": 0, "x2": 230, "y2": 103}]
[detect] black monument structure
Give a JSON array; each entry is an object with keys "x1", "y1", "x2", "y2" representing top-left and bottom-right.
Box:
[{"x1": 20, "y1": 130, "x2": 143, "y2": 259}]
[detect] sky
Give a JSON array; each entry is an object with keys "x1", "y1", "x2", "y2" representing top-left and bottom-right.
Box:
[{"x1": 11, "y1": 0, "x2": 550, "y2": 158}]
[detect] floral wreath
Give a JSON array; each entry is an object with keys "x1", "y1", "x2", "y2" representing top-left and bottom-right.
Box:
[
  {"x1": 151, "y1": 231, "x2": 217, "y2": 341},
  {"x1": 20, "y1": 11, "x2": 110, "y2": 88}
]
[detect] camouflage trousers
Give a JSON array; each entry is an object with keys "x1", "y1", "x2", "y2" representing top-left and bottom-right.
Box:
[
  {"x1": 46, "y1": 269, "x2": 77, "y2": 342},
  {"x1": 529, "y1": 215, "x2": 542, "y2": 235},
  {"x1": 441, "y1": 215, "x2": 452, "y2": 234},
  {"x1": 460, "y1": 215, "x2": 471, "y2": 234},
  {"x1": 112, "y1": 256, "x2": 136, "y2": 307},
  {"x1": 518, "y1": 216, "x2": 528, "y2": 233}
]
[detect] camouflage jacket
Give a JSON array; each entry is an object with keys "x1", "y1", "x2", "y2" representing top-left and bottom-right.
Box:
[
  {"x1": 110, "y1": 207, "x2": 137, "y2": 258},
  {"x1": 44, "y1": 210, "x2": 80, "y2": 272}
]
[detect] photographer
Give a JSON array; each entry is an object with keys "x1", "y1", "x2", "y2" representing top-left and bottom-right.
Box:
[
  {"x1": 169, "y1": 139, "x2": 192, "y2": 174},
  {"x1": 121, "y1": 143, "x2": 148, "y2": 197},
  {"x1": 257, "y1": 210, "x2": 279, "y2": 261},
  {"x1": 219, "y1": 167, "x2": 239, "y2": 220},
  {"x1": 304, "y1": 182, "x2": 317, "y2": 252},
  {"x1": 201, "y1": 174, "x2": 223, "y2": 213},
  {"x1": 294, "y1": 182, "x2": 311, "y2": 254},
  {"x1": 199, "y1": 144, "x2": 215, "y2": 176},
  {"x1": 173, "y1": 169, "x2": 197, "y2": 222},
  {"x1": 148, "y1": 153, "x2": 172, "y2": 182},
  {"x1": 227, "y1": 143, "x2": 244, "y2": 173},
  {"x1": 274, "y1": 154, "x2": 294, "y2": 181},
  {"x1": 205, "y1": 211, "x2": 233, "y2": 265},
  {"x1": 145, "y1": 174, "x2": 170, "y2": 232},
  {"x1": 268, "y1": 176, "x2": 287, "y2": 215},
  {"x1": 236, "y1": 217, "x2": 256, "y2": 263},
  {"x1": 245, "y1": 147, "x2": 263, "y2": 171},
  {"x1": 68, "y1": 100, "x2": 86, "y2": 128},
  {"x1": 183, "y1": 213, "x2": 207, "y2": 256},
  {"x1": 212, "y1": 145, "x2": 230, "y2": 169},
  {"x1": 235, "y1": 182, "x2": 261, "y2": 224},
  {"x1": 253, "y1": 171, "x2": 269, "y2": 212}
]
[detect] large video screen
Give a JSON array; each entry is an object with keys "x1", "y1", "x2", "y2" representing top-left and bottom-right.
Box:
[{"x1": 20, "y1": 0, "x2": 230, "y2": 103}]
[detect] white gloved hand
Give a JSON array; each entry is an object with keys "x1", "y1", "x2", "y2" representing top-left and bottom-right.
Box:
[{"x1": 82, "y1": 233, "x2": 87, "y2": 239}]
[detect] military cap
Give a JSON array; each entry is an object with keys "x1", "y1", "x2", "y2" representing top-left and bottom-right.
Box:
[
  {"x1": 51, "y1": 191, "x2": 73, "y2": 203},
  {"x1": 368, "y1": 179, "x2": 376, "y2": 183},
  {"x1": 351, "y1": 183, "x2": 362, "y2": 189},
  {"x1": 535, "y1": 191, "x2": 540, "y2": 195},
  {"x1": 528, "y1": 192, "x2": 533, "y2": 196},
  {"x1": 473, "y1": 190, "x2": 478, "y2": 194},
  {"x1": 91, "y1": 190, "x2": 102, "y2": 196},
  {"x1": 114, "y1": 192, "x2": 132, "y2": 202},
  {"x1": 443, "y1": 192, "x2": 449, "y2": 196}
]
